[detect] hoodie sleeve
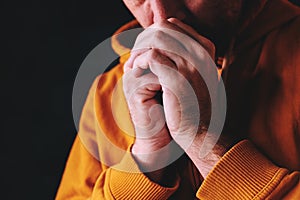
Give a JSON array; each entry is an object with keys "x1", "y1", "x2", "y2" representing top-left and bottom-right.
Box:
[
  {"x1": 196, "y1": 140, "x2": 300, "y2": 200},
  {"x1": 55, "y1": 73, "x2": 179, "y2": 200},
  {"x1": 56, "y1": 136, "x2": 179, "y2": 200}
]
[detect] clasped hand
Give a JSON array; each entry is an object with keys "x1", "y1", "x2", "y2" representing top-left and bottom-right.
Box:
[{"x1": 123, "y1": 18, "x2": 225, "y2": 177}]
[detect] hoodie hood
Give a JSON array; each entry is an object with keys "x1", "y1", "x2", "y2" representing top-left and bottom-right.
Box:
[{"x1": 235, "y1": 0, "x2": 300, "y2": 51}]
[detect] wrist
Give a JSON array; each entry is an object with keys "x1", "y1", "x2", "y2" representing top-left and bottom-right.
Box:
[
  {"x1": 131, "y1": 134, "x2": 178, "y2": 186},
  {"x1": 131, "y1": 129, "x2": 172, "y2": 171},
  {"x1": 185, "y1": 132, "x2": 234, "y2": 179},
  {"x1": 193, "y1": 143, "x2": 226, "y2": 178}
]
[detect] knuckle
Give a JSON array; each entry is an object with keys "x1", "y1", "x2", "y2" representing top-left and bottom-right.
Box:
[
  {"x1": 148, "y1": 49, "x2": 159, "y2": 60},
  {"x1": 152, "y1": 30, "x2": 165, "y2": 41}
]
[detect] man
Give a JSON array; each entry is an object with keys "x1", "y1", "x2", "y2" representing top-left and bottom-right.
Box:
[{"x1": 56, "y1": 0, "x2": 300, "y2": 199}]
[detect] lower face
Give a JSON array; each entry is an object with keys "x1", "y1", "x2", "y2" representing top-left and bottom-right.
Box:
[{"x1": 122, "y1": 0, "x2": 243, "y2": 52}]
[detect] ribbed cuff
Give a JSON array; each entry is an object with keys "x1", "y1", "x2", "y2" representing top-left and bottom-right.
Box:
[
  {"x1": 108, "y1": 153, "x2": 180, "y2": 200},
  {"x1": 197, "y1": 140, "x2": 289, "y2": 200}
]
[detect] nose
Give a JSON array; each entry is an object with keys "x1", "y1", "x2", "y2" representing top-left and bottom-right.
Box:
[{"x1": 150, "y1": 0, "x2": 184, "y2": 23}]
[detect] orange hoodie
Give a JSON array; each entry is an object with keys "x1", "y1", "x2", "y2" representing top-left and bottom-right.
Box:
[{"x1": 56, "y1": 0, "x2": 300, "y2": 199}]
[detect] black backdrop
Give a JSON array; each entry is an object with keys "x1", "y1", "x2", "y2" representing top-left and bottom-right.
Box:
[
  {"x1": 2, "y1": 1, "x2": 133, "y2": 199},
  {"x1": 1, "y1": 0, "x2": 299, "y2": 199}
]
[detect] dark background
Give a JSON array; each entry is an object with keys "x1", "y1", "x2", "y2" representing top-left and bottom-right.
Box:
[
  {"x1": 1, "y1": 0, "x2": 300, "y2": 199},
  {"x1": 1, "y1": 1, "x2": 133, "y2": 199}
]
